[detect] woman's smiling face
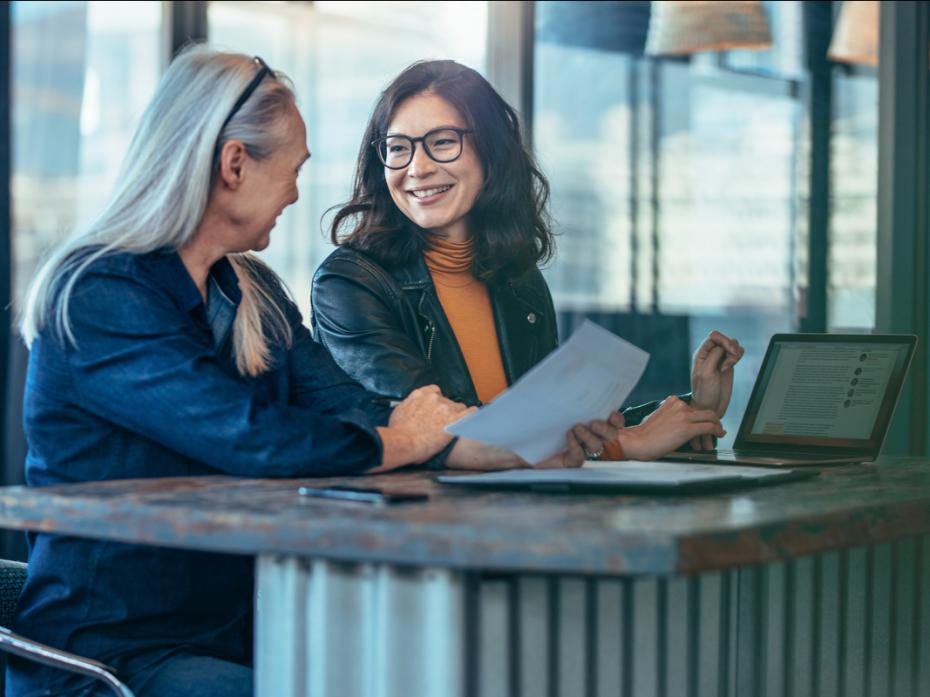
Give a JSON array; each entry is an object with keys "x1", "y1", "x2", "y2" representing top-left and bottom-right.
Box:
[{"x1": 383, "y1": 91, "x2": 484, "y2": 242}]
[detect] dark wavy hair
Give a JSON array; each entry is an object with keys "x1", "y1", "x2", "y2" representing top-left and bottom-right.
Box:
[{"x1": 330, "y1": 60, "x2": 553, "y2": 283}]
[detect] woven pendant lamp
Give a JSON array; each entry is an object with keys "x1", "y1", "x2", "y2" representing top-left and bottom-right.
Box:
[
  {"x1": 827, "y1": 0, "x2": 879, "y2": 66},
  {"x1": 645, "y1": 0, "x2": 773, "y2": 56}
]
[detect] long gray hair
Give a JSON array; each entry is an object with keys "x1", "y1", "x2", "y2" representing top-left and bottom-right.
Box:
[{"x1": 21, "y1": 46, "x2": 297, "y2": 376}]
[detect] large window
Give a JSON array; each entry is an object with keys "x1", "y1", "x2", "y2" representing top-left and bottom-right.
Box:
[
  {"x1": 534, "y1": 1, "x2": 878, "y2": 442},
  {"x1": 11, "y1": 0, "x2": 163, "y2": 306},
  {"x1": 209, "y1": 0, "x2": 488, "y2": 317}
]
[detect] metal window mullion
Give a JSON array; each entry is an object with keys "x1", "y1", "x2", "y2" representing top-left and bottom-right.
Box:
[
  {"x1": 876, "y1": 0, "x2": 930, "y2": 455},
  {"x1": 486, "y1": 1, "x2": 535, "y2": 147},
  {"x1": 164, "y1": 0, "x2": 207, "y2": 67},
  {"x1": 0, "y1": 1, "x2": 9, "y2": 356},
  {"x1": 801, "y1": 1, "x2": 833, "y2": 333},
  {"x1": 0, "y1": 1, "x2": 12, "y2": 561}
]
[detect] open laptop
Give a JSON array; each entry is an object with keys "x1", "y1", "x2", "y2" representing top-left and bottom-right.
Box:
[{"x1": 661, "y1": 333, "x2": 917, "y2": 467}]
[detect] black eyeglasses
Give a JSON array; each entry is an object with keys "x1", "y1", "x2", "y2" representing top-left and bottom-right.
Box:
[
  {"x1": 371, "y1": 127, "x2": 474, "y2": 170},
  {"x1": 219, "y1": 56, "x2": 273, "y2": 135}
]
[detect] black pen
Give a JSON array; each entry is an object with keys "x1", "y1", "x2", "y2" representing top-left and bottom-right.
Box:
[{"x1": 371, "y1": 397, "x2": 402, "y2": 408}]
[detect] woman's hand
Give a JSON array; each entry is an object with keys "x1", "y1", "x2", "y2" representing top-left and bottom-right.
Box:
[
  {"x1": 691, "y1": 330, "x2": 744, "y2": 420},
  {"x1": 373, "y1": 385, "x2": 473, "y2": 472},
  {"x1": 617, "y1": 396, "x2": 725, "y2": 461},
  {"x1": 690, "y1": 331, "x2": 743, "y2": 451},
  {"x1": 446, "y1": 412, "x2": 625, "y2": 471},
  {"x1": 532, "y1": 411, "x2": 625, "y2": 469}
]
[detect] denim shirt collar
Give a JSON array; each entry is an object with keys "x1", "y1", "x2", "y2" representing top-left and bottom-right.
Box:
[{"x1": 149, "y1": 250, "x2": 242, "y2": 315}]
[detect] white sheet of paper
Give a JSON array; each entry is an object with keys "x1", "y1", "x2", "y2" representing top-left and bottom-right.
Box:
[{"x1": 446, "y1": 320, "x2": 650, "y2": 464}]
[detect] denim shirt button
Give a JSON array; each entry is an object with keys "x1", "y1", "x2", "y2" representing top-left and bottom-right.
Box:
[{"x1": 527, "y1": 312, "x2": 537, "y2": 324}]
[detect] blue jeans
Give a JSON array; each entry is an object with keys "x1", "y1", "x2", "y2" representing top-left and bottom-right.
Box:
[
  {"x1": 9, "y1": 652, "x2": 253, "y2": 697},
  {"x1": 124, "y1": 652, "x2": 253, "y2": 697}
]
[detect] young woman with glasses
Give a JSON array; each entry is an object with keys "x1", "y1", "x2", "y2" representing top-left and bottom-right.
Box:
[
  {"x1": 312, "y1": 60, "x2": 744, "y2": 468},
  {"x1": 12, "y1": 49, "x2": 470, "y2": 697}
]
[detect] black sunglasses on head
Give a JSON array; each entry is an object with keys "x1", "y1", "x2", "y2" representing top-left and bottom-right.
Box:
[{"x1": 219, "y1": 56, "x2": 273, "y2": 134}]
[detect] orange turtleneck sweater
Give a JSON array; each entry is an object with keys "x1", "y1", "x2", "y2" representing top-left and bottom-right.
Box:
[
  {"x1": 423, "y1": 237, "x2": 624, "y2": 461},
  {"x1": 424, "y1": 237, "x2": 508, "y2": 405}
]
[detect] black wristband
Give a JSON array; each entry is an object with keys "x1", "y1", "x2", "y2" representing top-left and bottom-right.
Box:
[{"x1": 422, "y1": 436, "x2": 460, "y2": 470}]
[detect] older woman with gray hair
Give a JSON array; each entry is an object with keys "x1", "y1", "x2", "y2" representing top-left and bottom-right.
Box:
[{"x1": 9, "y1": 47, "x2": 467, "y2": 697}]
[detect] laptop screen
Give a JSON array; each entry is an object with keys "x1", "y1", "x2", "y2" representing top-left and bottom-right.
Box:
[{"x1": 735, "y1": 334, "x2": 916, "y2": 451}]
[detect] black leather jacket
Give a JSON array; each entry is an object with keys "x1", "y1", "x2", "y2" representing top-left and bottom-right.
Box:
[{"x1": 311, "y1": 246, "x2": 663, "y2": 424}]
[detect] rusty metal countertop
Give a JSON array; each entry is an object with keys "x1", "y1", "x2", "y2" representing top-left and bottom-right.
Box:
[{"x1": 0, "y1": 457, "x2": 928, "y2": 577}]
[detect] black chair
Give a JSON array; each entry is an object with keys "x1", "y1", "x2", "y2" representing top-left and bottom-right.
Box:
[{"x1": 0, "y1": 559, "x2": 135, "y2": 697}]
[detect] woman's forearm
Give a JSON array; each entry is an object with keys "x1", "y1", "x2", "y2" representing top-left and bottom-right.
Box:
[
  {"x1": 444, "y1": 437, "x2": 524, "y2": 471},
  {"x1": 369, "y1": 426, "x2": 421, "y2": 473}
]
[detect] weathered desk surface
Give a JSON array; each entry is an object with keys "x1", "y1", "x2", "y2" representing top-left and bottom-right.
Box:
[{"x1": 0, "y1": 456, "x2": 927, "y2": 576}]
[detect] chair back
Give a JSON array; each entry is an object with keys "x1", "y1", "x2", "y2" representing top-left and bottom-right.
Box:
[{"x1": 0, "y1": 560, "x2": 26, "y2": 628}]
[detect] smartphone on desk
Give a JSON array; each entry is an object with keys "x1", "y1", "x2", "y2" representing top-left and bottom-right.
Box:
[{"x1": 297, "y1": 485, "x2": 428, "y2": 505}]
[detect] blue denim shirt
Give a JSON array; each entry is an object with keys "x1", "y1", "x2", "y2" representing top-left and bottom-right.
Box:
[{"x1": 9, "y1": 250, "x2": 390, "y2": 695}]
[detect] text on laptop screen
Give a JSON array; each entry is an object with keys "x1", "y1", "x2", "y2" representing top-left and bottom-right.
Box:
[{"x1": 747, "y1": 340, "x2": 912, "y2": 444}]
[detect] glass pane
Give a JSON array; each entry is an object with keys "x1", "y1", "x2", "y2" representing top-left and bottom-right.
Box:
[
  {"x1": 12, "y1": 0, "x2": 163, "y2": 307},
  {"x1": 535, "y1": 1, "x2": 809, "y2": 443},
  {"x1": 829, "y1": 68, "x2": 878, "y2": 331},
  {"x1": 209, "y1": 0, "x2": 488, "y2": 320}
]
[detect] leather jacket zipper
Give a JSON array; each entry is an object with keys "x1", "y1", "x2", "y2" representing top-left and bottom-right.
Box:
[{"x1": 425, "y1": 322, "x2": 436, "y2": 362}]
